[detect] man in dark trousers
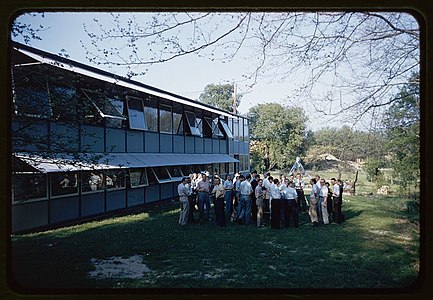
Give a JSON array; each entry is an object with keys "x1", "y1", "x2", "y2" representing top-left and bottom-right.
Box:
[{"x1": 250, "y1": 173, "x2": 259, "y2": 224}]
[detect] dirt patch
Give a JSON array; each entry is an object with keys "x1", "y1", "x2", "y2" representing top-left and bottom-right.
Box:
[{"x1": 88, "y1": 255, "x2": 151, "y2": 280}]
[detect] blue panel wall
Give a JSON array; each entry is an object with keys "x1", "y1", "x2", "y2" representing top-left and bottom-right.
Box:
[
  {"x1": 233, "y1": 141, "x2": 238, "y2": 154},
  {"x1": 12, "y1": 121, "x2": 48, "y2": 152},
  {"x1": 145, "y1": 185, "x2": 160, "y2": 203},
  {"x1": 204, "y1": 138, "x2": 212, "y2": 154},
  {"x1": 106, "y1": 128, "x2": 126, "y2": 152},
  {"x1": 195, "y1": 137, "x2": 204, "y2": 154},
  {"x1": 173, "y1": 135, "x2": 185, "y2": 153},
  {"x1": 50, "y1": 122, "x2": 79, "y2": 152},
  {"x1": 145, "y1": 132, "x2": 159, "y2": 153},
  {"x1": 185, "y1": 136, "x2": 195, "y2": 153},
  {"x1": 50, "y1": 195, "x2": 80, "y2": 224},
  {"x1": 81, "y1": 192, "x2": 105, "y2": 217},
  {"x1": 126, "y1": 130, "x2": 144, "y2": 153},
  {"x1": 81, "y1": 125, "x2": 104, "y2": 152},
  {"x1": 212, "y1": 139, "x2": 219, "y2": 153},
  {"x1": 160, "y1": 134, "x2": 173, "y2": 153},
  {"x1": 107, "y1": 189, "x2": 127, "y2": 211},
  {"x1": 12, "y1": 201, "x2": 49, "y2": 232},
  {"x1": 220, "y1": 140, "x2": 227, "y2": 154},
  {"x1": 160, "y1": 182, "x2": 174, "y2": 200},
  {"x1": 127, "y1": 187, "x2": 145, "y2": 207},
  {"x1": 229, "y1": 140, "x2": 234, "y2": 155},
  {"x1": 243, "y1": 142, "x2": 250, "y2": 154}
]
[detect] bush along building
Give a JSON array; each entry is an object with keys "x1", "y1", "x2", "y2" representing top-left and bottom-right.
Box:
[{"x1": 10, "y1": 41, "x2": 250, "y2": 233}]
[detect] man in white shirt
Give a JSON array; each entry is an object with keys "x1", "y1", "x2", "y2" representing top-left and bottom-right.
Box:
[
  {"x1": 237, "y1": 175, "x2": 253, "y2": 225},
  {"x1": 211, "y1": 177, "x2": 226, "y2": 226},
  {"x1": 196, "y1": 173, "x2": 211, "y2": 223},
  {"x1": 177, "y1": 177, "x2": 190, "y2": 226},
  {"x1": 262, "y1": 172, "x2": 272, "y2": 224},
  {"x1": 255, "y1": 178, "x2": 265, "y2": 227},
  {"x1": 319, "y1": 179, "x2": 330, "y2": 224},
  {"x1": 269, "y1": 177, "x2": 281, "y2": 229},
  {"x1": 331, "y1": 178, "x2": 342, "y2": 224},
  {"x1": 286, "y1": 181, "x2": 299, "y2": 227},
  {"x1": 223, "y1": 175, "x2": 234, "y2": 222}
]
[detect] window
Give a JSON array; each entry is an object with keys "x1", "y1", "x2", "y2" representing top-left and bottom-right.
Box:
[
  {"x1": 81, "y1": 171, "x2": 104, "y2": 193},
  {"x1": 219, "y1": 119, "x2": 234, "y2": 139},
  {"x1": 12, "y1": 173, "x2": 47, "y2": 203},
  {"x1": 144, "y1": 106, "x2": 158, "y2": 132},
  {"x1": 51, "y1": 172, "x2": 79, "y2": 197},
  {"x1": 105, "y1": 169, "x2": 126, "y2": 190},
  {"x1": 239, "y1": 118, "x2": 244, "y2": 142},
  {"x1": 213, "y1": 117, "x2": 225, "y2": 138},
  {"x1": 233, "y1": 119, "x2": 239, "y2": 141},
  {"x1": 203, "y1": 117, "x2": 213, "y2": 138},
  {"x1": 228, "y1": 162, "x2": 234, "y2": 174},
  {"x1": 173, "y1": 111, "x2": 184, "y2": 134},
  {"x1": 49, "y1": 85, "x2": 77, "y2": 122},
  {"x1": 147, "y1": 168, "x2": 158, "y2": 185},
  {"x1": 243, "y1": 118, "x2": 249, "y2": 142},
  {"x1": 185, "y1": 111, "x2": 201, "y2": 136},
  {"x1": 13, "y1": 67, "x2": 52, "y2": 118},
  {"x1": 127, "y1": 96, "x2": 146, "y2": 130},
  {"x1": 129, "y1": 168, "x2": 148, "y2": 187},
  {"x1": 180, "y1": 165, "x2": 192, "y2": 176},
  {"x1": 82, "y1": 89, "x2": 126, "y2": 127},
  {"x1": 159, "y1": 104, "x2": 172, "y2": 134},
  {"x1": 166, "y1": 166, "x2": 183, "y2": 181},
  {"x1": 219, "y1": 163, "x2": 227, "y2": 176}
]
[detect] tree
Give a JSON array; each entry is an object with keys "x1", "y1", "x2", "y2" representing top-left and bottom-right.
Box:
[
  {"x1": 382, "y1": 72, "x2": 420, "y2": 191},
  {"x1": 81, "y1": 12, "x2": 419, "y2": 124},
  {"x1": 198, "y1": 83, "x2": 241, "y2": 112},
  {"x1": 11, "y1": 13, "x2": 46, "y2": 44},
  {"x1": 248, "y1": 103, "x2": 306, "y2": 171}
]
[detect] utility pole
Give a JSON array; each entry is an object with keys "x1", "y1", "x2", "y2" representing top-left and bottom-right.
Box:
[{"x1": 233, "y1": 83, "x2": 237, "y2": 114}]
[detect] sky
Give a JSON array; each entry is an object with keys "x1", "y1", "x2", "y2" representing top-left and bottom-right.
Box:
[{"x1": 10, "y1": 11, "x2": 418, "y2": 132}]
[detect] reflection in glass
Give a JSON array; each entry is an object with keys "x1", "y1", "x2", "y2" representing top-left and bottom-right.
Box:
[{"x1": 12, "y1": 174, "x2": 47, "y2": 202}]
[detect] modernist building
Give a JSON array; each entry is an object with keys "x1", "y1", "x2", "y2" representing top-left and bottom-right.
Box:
[{"x1": 10, "y1": 41, "x2": 250, "y2": 233}]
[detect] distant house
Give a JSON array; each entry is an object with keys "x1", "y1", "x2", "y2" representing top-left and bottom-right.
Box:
[{"x1": 11, "y1": 41, "x2": 250, "y2": 233}]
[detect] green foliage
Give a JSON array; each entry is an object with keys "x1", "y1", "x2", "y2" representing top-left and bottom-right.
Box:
[
  {"x1": 247, "y1": 103, "x2": 306, "y2": 170},
  {"x1": 198, "y1": 83, "x2": 241, "y2": 112},
  {"x1": 364, "y1": 158, "x2": 385, "y2": 182},
  {"x1": 383, "y1": 72, "x2": 420, "y2": 189}
]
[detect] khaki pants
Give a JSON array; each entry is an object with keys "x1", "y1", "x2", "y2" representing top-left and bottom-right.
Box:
[
  {"x1": 321, "y1": 201, "x2": 329, "y2": 224},
  {"x1": 179, "y1": 197, "x2": 189, "y2": 225},
  {"x1": 309, "y1": 202, "x2": 318, "y2": 223},
  {"x1": 256, "y1": 197, "x2": 264, "y2": 227}
]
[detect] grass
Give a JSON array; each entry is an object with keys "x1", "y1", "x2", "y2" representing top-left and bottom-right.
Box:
[{"x1": 10, "y1": 191, "x2": 420, "y2": 291}]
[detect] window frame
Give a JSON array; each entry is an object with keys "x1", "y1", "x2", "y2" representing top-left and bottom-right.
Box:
[
  {"x1": 50, "y1": 172, "x2": 80, "y2": 198},
  {"x1": 81, "y1": 171, "x2": 105, "y2": 194},
  {"x1": 12, "y1": 172, "x2": 48, "y2": 204},
  {"x1": 129, "y1": 168, "x2": 149, "y2": 188},
  {"x1": 126, "y1": 95, "x2": 147, "y2": 130},
  {"x1": 104, "y1": 169, "x2": 126, "y2": 191},
  {"x1": 184, "y1": 111, "x2": 202, "y2": 136},
  {"x1": 159, "y1": 104, "x2": 173, "y2": 134},
  {"x1": 81, "y1": 89, "x2": 127, "y2": 121}
]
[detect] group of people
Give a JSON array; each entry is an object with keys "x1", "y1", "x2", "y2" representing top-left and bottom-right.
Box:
[{"x1": 177, "y1": 170, "x2": 345, "y2": 229}]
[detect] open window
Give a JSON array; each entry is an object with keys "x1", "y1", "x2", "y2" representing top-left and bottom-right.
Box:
[
  {"x1": 12, "y1": 173, "x2": 47, "y2": 203},
  {"x1": 219, "y1": 119, "x2": 234, "y2": 139},
  {"x1": 212, "y1": 117, "x2": 225, "y2": 138},
  {"x1": 203, "y1": 117, "x2": 213, "y2": 138},
  {"x1": 166, "y1": 165, "x2": 184, "y2": 181},
  {"x1": 129, "y1": 168, "x2": 148, "y2": 188},
  {"x1": 151, "y1": 167, "x2": 172, "y2": 183},
  {"x1": 82, "y1": 89, "x2": 126, "y2": 126},
  {"x1": 126, "y1": 96, "x2": 147, "y2": 130},
  {"x1": 184, "y1": 111, "x2": 202, "y2": 136}
]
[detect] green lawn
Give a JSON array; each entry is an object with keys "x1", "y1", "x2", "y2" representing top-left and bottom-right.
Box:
[{"x1": 10, "y1": 193, "x2": 419, "y2": 290}]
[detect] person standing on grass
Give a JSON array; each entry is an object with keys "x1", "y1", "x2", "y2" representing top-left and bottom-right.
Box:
[
  {"x1": 255, "y1": 178, "x2": 265, "y2": 227},
  {"x1": 286, "y1": 180, "x2": 299, "y2": 227},
  {"x1": 319, "y1": 179, "x2": 330, "y2": 224},
  {"x1": 177, "y1": 177, "x2": 190, "y2": 226},
  {"x1": 325, "y1": 181, "x2": 333, "y2": 223},
  {"x1": 279, "y1": 178, "x2": 289, "y2": 228},
  {"x1": 223, "y1": 174, "x2": 234, "y2": 223},
  {"x1": 237, "y1": 175, "x2": 253, "y2": 225},
  {"x1": 196, "y1": 173, "x2": 211, "y2": 224},
  {"x1": 331, "y1": 178, "x2": 342, "y2": 224},
  {"x1": 295, "y1": 173, "x2": 307, "y2": 212},
  {"x1": 262, "y1": 172, "x2": 272, "y2": 224},
  {"x1": 308, "y1": 178, "x2": 319, "y2": 227},
  {"x1": 233, "y1": 173, "x2": 241, "y2": 220},
  {"x1": 269, "y1": 177, "x2": 282, "y2": 229},
  {"x1": 250, "y1": 173, "x2": 259, "y2": 225},
  {"x1": 211, "y1": 177, "x2": 226, "y2": 226}
]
